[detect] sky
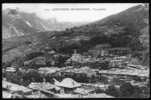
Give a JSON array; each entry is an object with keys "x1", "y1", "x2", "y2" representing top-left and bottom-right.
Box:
[{"x1": 2, "y1": 3, "x2": 142, "y2": 22}]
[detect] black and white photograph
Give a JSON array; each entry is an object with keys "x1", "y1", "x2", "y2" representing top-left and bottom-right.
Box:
[{"x1": 2, "y1": 3, "x2": 150, "y2": 98}]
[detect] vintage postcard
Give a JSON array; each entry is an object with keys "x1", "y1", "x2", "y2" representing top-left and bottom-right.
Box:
[{"x1": 2, "y1": 3, "x2": 149, "y2": 98}]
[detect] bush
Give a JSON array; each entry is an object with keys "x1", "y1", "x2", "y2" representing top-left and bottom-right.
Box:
[
  {"x1": 105, "y1": 85, "x2": 119, "y2": 97},
  {"x1": 119, "y1": 82, "x2": 135, "y2": 97},
  {"x1": 23, "y1": 69, "x2": 43, "y2": 82},
  {"x1": 5, "y1": 71, "x2": 24, "y2": 85}
]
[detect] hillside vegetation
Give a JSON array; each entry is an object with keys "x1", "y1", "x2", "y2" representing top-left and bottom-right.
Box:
[{"x1": 2, "y1": 5, "x2": 149, "y2": 66}]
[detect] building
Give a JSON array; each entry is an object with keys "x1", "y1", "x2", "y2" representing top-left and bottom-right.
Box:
[
  {"x1": 2, "y1": 80, "x2": 32, "y2": 94},
  {"x1": 66, "y1": 49, "x2": 85, "y2": 64},
  {"x1": 89, "y1": 44, "x2": 111, "y2": 57},
  {"x1": 54, "y1": 78, "x2": 81, "y2": 94},
  {"x1": 108, "y1": 48, "x2": 131, "y2": 56}
]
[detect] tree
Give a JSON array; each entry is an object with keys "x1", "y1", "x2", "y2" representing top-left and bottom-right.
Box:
[{"x1": 23, "y1": 69, "x2": 43, "y2": 82}]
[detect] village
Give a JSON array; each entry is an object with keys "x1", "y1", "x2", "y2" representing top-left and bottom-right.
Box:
[
  {"x1": 2, "y1": 45, "x2": 150, "y2": 98},
  {"x1": 2, "y1": 3, "x2": 150, "y2": 98}
]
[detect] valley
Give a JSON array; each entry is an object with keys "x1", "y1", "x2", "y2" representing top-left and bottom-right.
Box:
[{"x1": 2, "y1": 4, "x2": 150, "y2": 98}]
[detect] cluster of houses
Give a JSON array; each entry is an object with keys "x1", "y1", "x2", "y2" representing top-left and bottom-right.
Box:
[
  {"x1": 65, "y1": 48, "x2": 131, "y2": 69},
  {"x1": 3, "y1": 77, "x2": 114, "y2": 98},
  {"x1": 3, "y1": 43, "x2": 149, "y2": 98}
]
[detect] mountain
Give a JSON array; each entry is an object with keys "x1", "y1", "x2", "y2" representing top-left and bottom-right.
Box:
[
  {"x1": 2, "y1": 8, "x2": 86, "y2": 39},
  {"x1": 56, "y1": 5, "x2": 149, "y2": 52},
  {"x1": 2, "y1": 5, "x2": 149, "y2": 66},
  {"x1": 48, "y1": 4, "x2": 149, "y2": 65}
]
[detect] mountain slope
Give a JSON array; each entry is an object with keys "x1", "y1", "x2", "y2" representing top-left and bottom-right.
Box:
[
  {"x1": 2, "y1": 8, "x2": 86, "y2": 39},
  {"x1": 54, "y1": 4, "x2": 149, "y2": 66},
  {"x1": 2, "y1": 5, "x2": 149, "y2": 66},
  {"x1": 56, "y1": 5, "x2": 149, "y2": 51}
]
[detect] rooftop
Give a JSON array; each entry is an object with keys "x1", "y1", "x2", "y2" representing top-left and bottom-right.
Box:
[{"x1": 3, "y1": 80, "x2": 32, "y2": 93}]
